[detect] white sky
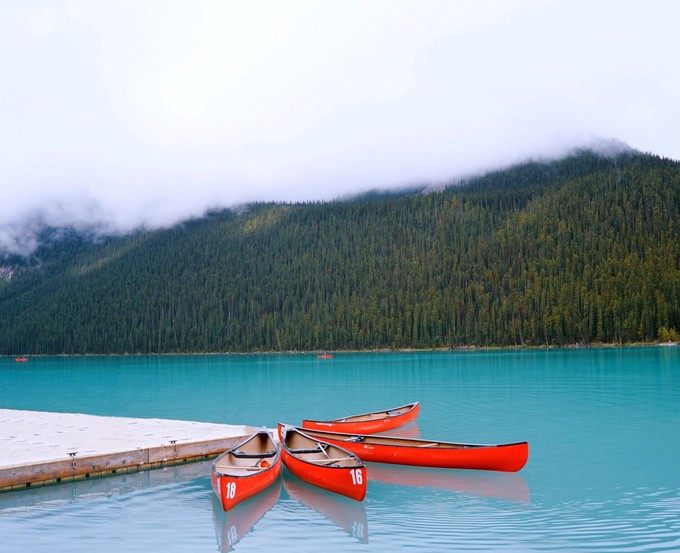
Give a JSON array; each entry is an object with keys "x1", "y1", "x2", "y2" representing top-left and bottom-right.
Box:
[{"x1": 1, "y1": 0, "x2": 680, "y2": 254}]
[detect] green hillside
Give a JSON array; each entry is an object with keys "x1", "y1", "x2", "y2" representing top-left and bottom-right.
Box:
[{"x1": 1, "y1": 150, "x2": 679, "y2": 354}]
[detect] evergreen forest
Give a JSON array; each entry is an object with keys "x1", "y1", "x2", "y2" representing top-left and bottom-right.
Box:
[{"x1": 1, "y1": 150, "x2": 679, "y2": 354}]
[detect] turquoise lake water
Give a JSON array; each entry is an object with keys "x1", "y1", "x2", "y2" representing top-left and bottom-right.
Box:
[{"x1": 1, "y1": 347, "x2": 679, "y2": 552}]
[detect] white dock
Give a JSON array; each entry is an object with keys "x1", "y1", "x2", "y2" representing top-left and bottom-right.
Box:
[{"x1": 0, "y1": 409, "x2": 256, "y2": 491}]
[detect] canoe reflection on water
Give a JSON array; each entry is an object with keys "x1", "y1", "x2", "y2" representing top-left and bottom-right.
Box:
[
  {"x1": 283, "y1": 473, "x2": 368, "y2": 543},
  {"x1": 368, "y1": 463, "x2": 530, "y2": 504},
  {"x1": 211, "y1": 479, "x2": 282, "y2": 552},
  {"x1": 380, "y1": 422, "x2": 421, "y2": 438}
]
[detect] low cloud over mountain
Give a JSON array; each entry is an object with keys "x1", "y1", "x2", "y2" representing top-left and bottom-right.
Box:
[{"x1": 1, "y1": 2, "x2": 678, "y2": 254}]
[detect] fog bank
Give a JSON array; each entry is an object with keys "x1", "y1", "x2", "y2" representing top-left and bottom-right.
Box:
[{"x1": 1, "y1": 1, "x2": 679, "y2": 254}]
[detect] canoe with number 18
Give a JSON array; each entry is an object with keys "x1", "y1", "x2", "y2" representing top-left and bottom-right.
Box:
[{"x1": 211, "y1": 430, "x2": 282, "y2": 511}]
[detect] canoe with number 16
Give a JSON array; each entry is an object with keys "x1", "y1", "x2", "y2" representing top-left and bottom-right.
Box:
[{"x1": 279, "y1": 424, "x2": 367, "y2": 501}]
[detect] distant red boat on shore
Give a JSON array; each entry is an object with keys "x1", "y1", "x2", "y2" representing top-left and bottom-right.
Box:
[
  {"x1": 316, "y1": 353, "x2": 333, "y2": 359},
  {"x1": 14, "y1": 357, "x2": 29, "y2": 363},
  {"x1": 302, "y1": 402, "x2": 420, "y2": 435}
]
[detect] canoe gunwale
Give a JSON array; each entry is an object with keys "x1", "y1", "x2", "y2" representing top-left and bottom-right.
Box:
[
  {"x1": 295, "y1": 426, "x2": 527, "y2": 450},
  {"x1": 212, "y1": 429, "x2": 280, "y2": 478},
  {"x1": 303, "y1": 402, "x2": 419, "y2": 425},
  {"x1": 280, "y1": 427, "x2": 363, "y2": 470}
]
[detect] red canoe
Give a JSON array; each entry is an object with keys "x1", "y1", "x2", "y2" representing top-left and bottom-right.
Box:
[
  {"x1": 290, "y1": 426, "x2": 529, "y2": 472},
  {"x1": 279, "y1": 425, "x2": 367, "y2": 501},
  {"x1": 302, "y1": 402, "x2": 420, "y2": 434},
  {"x1": 211, "y1": 430, "x2": 282, "y2": 511}
]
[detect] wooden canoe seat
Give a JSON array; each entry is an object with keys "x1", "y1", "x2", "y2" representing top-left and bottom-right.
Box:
[
  {"x1": 231, "y1": 449, "x2": 278, "y2": 458},
  {"x1": 289, "y1": 446, "x2": 325, "y2": 454},
  {"x1": 321, "y1": 457, "x2": 353, "y2": 465}
]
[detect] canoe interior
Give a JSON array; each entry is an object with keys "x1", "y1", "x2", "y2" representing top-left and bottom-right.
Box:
[
  {"x1": 299, "y1": 427, "x2": 526, "y2": 450},
  {"x1": 284, "y1": 429, "x2": 361, "y2": 468},
  {"x1": 331, "y1": 402, "x2": 416, "y2": 423},
  {"x1": 214, "y1": 431, "x2": 278, "y2": 476}
]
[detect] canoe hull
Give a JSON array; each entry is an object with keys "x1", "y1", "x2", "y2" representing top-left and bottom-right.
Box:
[
  {"x1": 211, "y1": 459, "x2": 282, "y2": 511},
  {"x1": 281, "y1": 447, "x2": 367, "y2": 501},
  {"x1": 302, "y1": 403, "x2": 420, "y2": 435},
  {"x1": 296, "y1": 427, "x2": 529, "y2": 472}
]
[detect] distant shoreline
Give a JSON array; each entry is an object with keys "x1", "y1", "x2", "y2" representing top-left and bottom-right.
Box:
[{"x1": 4, "y1": 341, "x2": 678, "y2": 358}]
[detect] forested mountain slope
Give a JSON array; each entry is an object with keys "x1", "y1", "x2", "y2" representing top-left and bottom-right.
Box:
[{"x1": 1, "y1": 150, "x2": 679, "y2": 354}]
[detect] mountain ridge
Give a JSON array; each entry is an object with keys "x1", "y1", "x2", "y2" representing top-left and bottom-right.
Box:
[{"x1": 1, "y1": 149, "x2": 679, "y2": 354}]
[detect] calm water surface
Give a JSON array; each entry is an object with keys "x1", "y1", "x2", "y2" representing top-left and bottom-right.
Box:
[{"x1": 1, "y1": 348, "x2": 679, "y2": 552}]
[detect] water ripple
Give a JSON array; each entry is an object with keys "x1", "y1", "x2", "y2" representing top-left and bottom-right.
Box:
[{"x1": 1, "y1": 348, "x2": 679, "y2": 552}]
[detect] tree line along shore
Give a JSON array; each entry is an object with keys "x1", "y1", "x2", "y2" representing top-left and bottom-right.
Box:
[{"x1": 1, "y1": 150, "x2": 679, "y2": 355}]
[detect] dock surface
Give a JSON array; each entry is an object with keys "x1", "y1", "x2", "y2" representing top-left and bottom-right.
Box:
[{"x1": 0, "y1": 409, "x2": 255, "y2": 491}]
